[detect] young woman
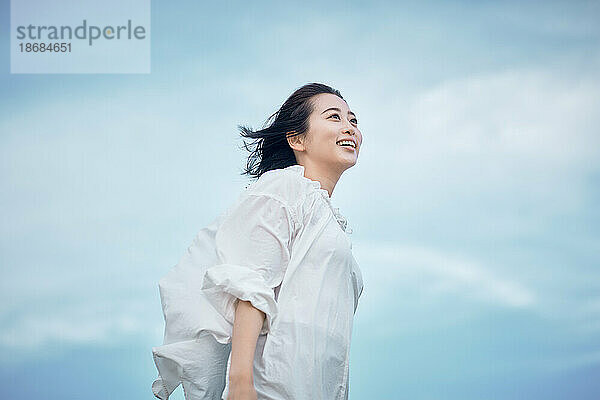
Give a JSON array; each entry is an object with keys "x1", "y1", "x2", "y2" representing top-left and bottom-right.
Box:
[{"x1": 152, "y1": 83, "x2": 364, "y2": 400}]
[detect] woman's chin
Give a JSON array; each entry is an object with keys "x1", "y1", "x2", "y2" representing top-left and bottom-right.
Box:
[{"x1": 337, "y1": 156, "x2": 358, "y2": 170}]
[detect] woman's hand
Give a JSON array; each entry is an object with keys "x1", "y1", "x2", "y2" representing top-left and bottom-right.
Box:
[{"x1": 227, "y1": 375, "x2": 257, "y2": 400}]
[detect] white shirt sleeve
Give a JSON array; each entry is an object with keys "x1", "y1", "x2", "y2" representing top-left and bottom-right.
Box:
[{"x1": 201, "y1": 193, "x2": 295, "y2": 336}]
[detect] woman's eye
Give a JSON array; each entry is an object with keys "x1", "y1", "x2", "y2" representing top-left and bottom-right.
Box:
[{"x1": 329, "y1": 113, "x2": 358, "y2": 125}]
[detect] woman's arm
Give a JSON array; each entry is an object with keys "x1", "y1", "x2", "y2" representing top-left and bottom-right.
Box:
[
  {"x1": 201, "y1": 194, "x2": 294, "y2": 398},
  {"x1": 227, "y1": 299, "x2": 265, "y2": 399}
]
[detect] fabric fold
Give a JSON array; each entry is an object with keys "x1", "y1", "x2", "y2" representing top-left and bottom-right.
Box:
[
  {"x1": 152, "y1": 332, "x2": 231, "y2": 400},
  {"x1": 151, "y1": 192, "x2": 295, "y2": 399},
  {"x1": 151, "y1": 165, "x2": 364, "y2": 400},
  {"x1": 201, "y1": 263, "x2": 280, "y2": 335}
]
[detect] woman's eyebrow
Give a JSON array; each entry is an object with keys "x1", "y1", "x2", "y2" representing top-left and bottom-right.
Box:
[{"x1": 321, "y1": 107, "x2": 357, "y2": 118}]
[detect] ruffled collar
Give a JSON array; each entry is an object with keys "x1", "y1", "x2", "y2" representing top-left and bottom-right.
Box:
[{"x1": 284, "y1": 164, "x2": 353, "y2": 235}]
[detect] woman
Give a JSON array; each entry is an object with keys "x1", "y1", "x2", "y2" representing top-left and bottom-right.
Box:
[{"x1": 152, "y1": 82, "x2": 364, "y2": 400}]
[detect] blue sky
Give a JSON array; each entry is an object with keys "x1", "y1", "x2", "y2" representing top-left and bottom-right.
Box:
[{"x1": 1, "y1": 0, "x2": 599, "y2": 399}]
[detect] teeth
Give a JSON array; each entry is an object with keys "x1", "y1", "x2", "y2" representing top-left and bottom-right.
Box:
[{"x1": 336, "y1": 140, "x2": 356, "y2": 149}]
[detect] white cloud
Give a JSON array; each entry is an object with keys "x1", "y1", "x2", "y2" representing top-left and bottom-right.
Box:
[
  {"x1": 0, "y1": 296, "x2": 162, "y2": 352},
  {"x1": 346, "y1": 68, "x2": 600, "y2": 343},
  {"x1": 405, "y1": 68, "x2": 600, "y2": 166},
  {"x1": 345, "y1": 67, "x2": 600, "y2": 246},
  {"x1": 354, "y1": 240, "x2": 536, "y2": 309}
]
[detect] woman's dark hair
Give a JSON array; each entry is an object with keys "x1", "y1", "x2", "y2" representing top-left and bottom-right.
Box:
[{"x1": 238, "y1": 82, "x2": 344, "y2": 180}]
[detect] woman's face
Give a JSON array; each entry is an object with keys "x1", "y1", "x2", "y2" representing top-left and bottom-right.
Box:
[{"x1": 295, "y1": 93, "x2": 362, "y2": 173}]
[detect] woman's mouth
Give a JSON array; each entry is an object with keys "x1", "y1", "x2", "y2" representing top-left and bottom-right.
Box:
[{"x1": 336, "y1": 139, "x2": 356, "y2": 150}]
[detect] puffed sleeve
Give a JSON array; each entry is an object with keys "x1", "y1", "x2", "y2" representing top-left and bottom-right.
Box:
[{"x1": 200, "y1": 193, "x2": 296, "y2": 337}]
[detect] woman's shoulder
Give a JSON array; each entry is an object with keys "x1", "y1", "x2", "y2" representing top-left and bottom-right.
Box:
[{"x1": 244, "y1": 164, "x2": 319, "y2": 210}]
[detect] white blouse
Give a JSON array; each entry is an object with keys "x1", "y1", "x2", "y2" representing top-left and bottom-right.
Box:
[{"x1": 152, "y1": 164, "x2": 364, "y2": 400}]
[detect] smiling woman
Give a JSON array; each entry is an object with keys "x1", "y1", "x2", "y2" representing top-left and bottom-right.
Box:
[
  {"x1": 239, "y1": 83, "x2": 362, "y2": 196},
  {"x1": 152, "y1": 82, "x2": 364, "y2": 400}
]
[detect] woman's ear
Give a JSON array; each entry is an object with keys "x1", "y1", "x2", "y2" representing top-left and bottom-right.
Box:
[{"x1": 286, "y1": 131, "x2": 305, "y2": 152}]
